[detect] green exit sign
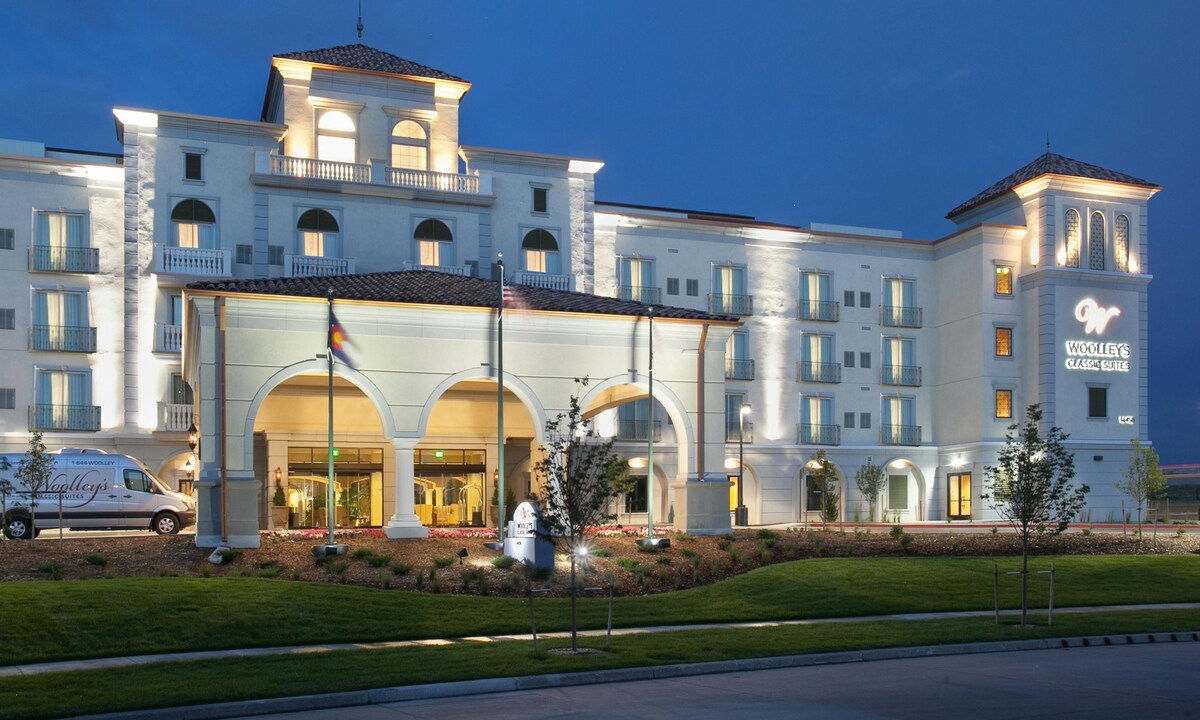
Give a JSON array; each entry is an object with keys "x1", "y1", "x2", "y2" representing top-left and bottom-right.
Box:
[
  {"x1": 332, "y1": 449, "x2": 340, "y2": 458},
  {"x1": 434, "y1": 450, "x2": 444, "y2": 459}
]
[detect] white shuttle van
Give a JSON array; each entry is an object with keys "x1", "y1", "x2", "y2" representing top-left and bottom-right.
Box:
[{"x1": 0, "y1": 448, "x2": 196, "y2": 539}]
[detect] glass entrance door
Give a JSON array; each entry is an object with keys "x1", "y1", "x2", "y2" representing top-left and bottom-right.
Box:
[
  {"x1": 414, "y1": 448, "x2": 488, "y2": 527},
  {"x1": 947, "y1": 472, "x2": 971, "y2": 520},
  {"x1": 285, "y1": 447, "x2": 384, "y2": 529}
]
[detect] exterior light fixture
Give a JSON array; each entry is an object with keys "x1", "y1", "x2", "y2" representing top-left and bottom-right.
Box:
[
  {"x1": 735, "y1": 404, "x2": 751, "y2": 527},
  {"x1": 274, "y1": 467, "x2": 282, "y2": 483},
  {"x1": 187, "y1": 423, "x2": 199, "y2": 453}
]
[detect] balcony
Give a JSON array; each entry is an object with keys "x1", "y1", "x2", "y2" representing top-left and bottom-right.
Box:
[
  {"x1": 30, "y1": 325, "x2": 96, "y2": 353},
  {"x1": 619, "y1": 285, "x2": 662, "y2": 305},
  {"x1": 161, "y1": 403, "x2": 192, "y2": 432},
  {"x1": 29, "y1": 245, "x2": 99, "y2": 274},
  {"x1": 797, "y1": 299, "x2": 840, "y2": 322},
  {"x1": 881, "y1": 305, "x2": 923, "y2": 328},
  {"x1": 284, "y1": 254, "x2": 356, "y2": 278},
  {"x1": 615, "y1": 419, "x2": 663, "y2": 442},
  {"x1": 709, "y1": 294, "x2": 753, "y2": 316},
  {"x1": 797, "y1": 361, "x2": 842, "y2": 383},
  {"x1": 156, "y1": 324, "x2": 182, "y2": 353},
  {"x1": 153, "y1": 245, "x2": 233, "y2": 278},
  {"x1": 29, "y1": 404, "x2": 101, "y2": 432},
  {"x1": 881, "y1": 424, "x2": 922, "y2": 446},
  {"x1": 402, "y1": 262, "x2": 472, "y2": 277},
  {"x1": 726, "y1": 421, "x2": 753, "y2": 444},
  {"x1": 513, "y1": 271, "x2": 574, "y2": 292},
  {"x1": 881, "y1": 365, "x2": 922, "y2": 387},
  {"x1": 725, "y1": 358, "x2": 755, "y2": 381},
  {"x1": 259, "y1": 153, "x2": 490, "y2": 197},
  {"x1": 798, "y1": 423, "x2": 841, "y2": 446}
]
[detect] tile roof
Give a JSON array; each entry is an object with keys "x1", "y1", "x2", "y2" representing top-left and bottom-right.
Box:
[
  {"x1": 274, "y1": 44, "x2": 466, "y2": 83},
  {"x1": 188, "y1": 270, "x2": 737, "y2": 322},
  {"x1": 946, "y1": 153, "x2": 1158, "y2": 219}
]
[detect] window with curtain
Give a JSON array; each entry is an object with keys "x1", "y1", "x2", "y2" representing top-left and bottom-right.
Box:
[
  {"x1": 171, "y1": 199, "x2": 216, "y2": 249},
  {"x1": 1064, "y1": 209, "x2": 1081, "y2": 267},
  {"x1": 390, "y1": 119, "x2": 428, "y2": 171},
  {"x1": 617, "y1": 398, "x2": 653, "y2": 440},
  {"x1": 620, "y1": 257, "x2": 655, "y2": 302},
  {"x1": 1114, "y1": 214, "x2": 1130, "y2": 272},
  {"x1": 799, "y1": 271, "x2": 835, "y2": 320},
  {"x1": 725, "y1": 392, "x2": 747, "y2": 440},
  {"x1": 297, "y1": 209, "x2": 339, "y2": 258},
  {"x1": 316, "y1": 110, "x2": 356, "y2": 163},
  {"x1": 34, "y1": 211, "x2": 86, "y2": 270},
  {"x1": 522, "y1": 229, "x2": 559, "y2": 274},
  {"x1": 882, "y1": 336, "x2": 915, "y2": 385},
  {"x1": 1088, "y1": 211, "x2": 1106, "y2": 270},
  {"x1": 33, "y1": 289, "x2": 88, "y2": 351},
  {"x1": 882, "y1": 277, "x2": 915, "y2": 326},
  {"x1": 800, "y1": 333, "x2": 836, "y2": 382},
  {"x1": 800, "y1": 395, "x2": 834, "y2": 444},
  {"x1": 414, "y1": 219, "x2": 454, "y2": 267},
  {"x1": 35, "y1": 368, "x2": 91, "y2": 429},
  {"x1": 882, "y1": 395, "x2": 915, "y2": 444},
  {"x1": 712, "y1": 265, "x2": 747, "y2": 314}
]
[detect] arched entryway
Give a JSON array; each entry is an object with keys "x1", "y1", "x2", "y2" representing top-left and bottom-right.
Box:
[
  {"x1": 800, "y1": 456, "x2": 847, "y2": 524},
  {"x1": 880, "y1": 457, "x2": 927, "y2": 522},
  {"x1": 723, "y1": 456, "x2": 760, "y2": 526}
]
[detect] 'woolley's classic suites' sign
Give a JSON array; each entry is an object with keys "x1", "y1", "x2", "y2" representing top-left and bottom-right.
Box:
[{"x1": 1064, "y1": 299, "x2": 1131, "y2": 373}]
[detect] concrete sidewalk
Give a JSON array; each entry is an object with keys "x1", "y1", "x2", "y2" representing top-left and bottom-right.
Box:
[{"x1": 4, "y1": 602, "x2": 1198, "y2": 678}]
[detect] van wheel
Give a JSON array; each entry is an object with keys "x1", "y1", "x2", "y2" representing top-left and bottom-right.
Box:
[
  {"x1": 153, "y1": 512, "x2": 181, "y2": 535},
  {"x1": 4, "y1": 513, "x2": 33, "y2": 540}
]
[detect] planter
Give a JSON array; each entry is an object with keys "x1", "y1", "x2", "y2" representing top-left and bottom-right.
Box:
[{"x1": 271, "y1": 505, "x2": 290, "y2": 530}]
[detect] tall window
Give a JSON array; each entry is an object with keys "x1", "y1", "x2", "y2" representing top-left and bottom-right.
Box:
[
  {"x1": 800, "y1": 395, "x2": 835, "y2": 444},
  {"x1": 1114, "y1": 214, "x2": 1130, "y2": 272},
  {"x1": 882, "y1": 336, "x2": 916, "y2": 385},
  {"x1": 35, "y1": 368, "x2": 92, "y2": 430},
  {"x1": 799, "y1": 271, "x2": 836, "y2": 320},
  {"x1": 617, "y1": 398, "x2": 653, "y2": 441},
  {"x1": 169, "y1": 373, "x2": 194, "y2": 405},
  {"x1": 888, "y1": 475, "x2": 908, "y2": 512},
  {"x1": 994, "y1": 265, "x2": 1013, "y2": 295},
  {"x1": 801, "y1": 333, "x2": 837, "y2": 382},
  {"x1": 33, "y1": 289, "x2": 89, "y2": 351},
  {"x1": 316, "y1": 110, "x2": 356, "y2": 163},
  {"x1": 171, "y1": 199, "x2": 216, "y2": 249},
  {"x1": 995, "y1": 388, "x2": 1013, "y2": 419},
  {"x1": 947, "y1": 472, "x2": 971, "y2": 520},
  {"x1": 712, "y1": 264, "x2": 749, "y2": 315},
  {"x1": 390, "y1": 120, "x2": 428, "y2": 171},
  {"x1": 882, "y1": 277, "x2": 919, "y2": 327},
  {"x1": 1088, "y1": 386, "x2": 1108, "y2": 419},
  {"x1": 1088, "y1": 211, "x2": 1106, "y2": 270},
  {"x1": 1064, "y1": 208, "x2": 1081, "y2": 267},
  {"x1": 34, "y1": 211, "x2": 87, "y2": 270},
  {"x1": 522, "y1": 229, "x2": 559, "y2": 274},
  {"x1": 726, "y1": 330, "x2": 752, "y2": 380},
  {"x1": 619, "y1": 257, "x2": 655, "y2": 303},
  {"x1": 881, "y1": 395, "x2": 916, "y2": 445},
  {"x1": 414, "y1": 219, "x2": 454, "y2": 267},
  {"x1": 297, "y1": 209, "x2": 339, "y2": 258},
  {"x1": 994, "y1": 327, "x2": 1013, "y2": 357}
]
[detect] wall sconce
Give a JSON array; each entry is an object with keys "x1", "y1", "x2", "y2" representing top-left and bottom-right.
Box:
[{"x1": 187, "y1": 422, "x2": 200, "y2": 453}]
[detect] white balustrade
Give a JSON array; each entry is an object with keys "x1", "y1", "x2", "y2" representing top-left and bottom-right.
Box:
[
  {"x1": 263, "y1": 153, "x2": 485, "y2": 195},
  {"x1": 153, "y1": 245, "x2": 232, "y2": 277},
  {"x1": 512, "y1": 271, "x2": 574, "y2": 291},
  {"x1": 269, "y1": 155, "x2": 370, "y2": 183},
  {"x1": 385, "y1": 167, "x2": 480, "y2": 193},
  {"x1": 162, "y1": 404, "x2": 192, "y2": 432},
  {"x1": 285, "y1": 255, "x2": 355, "y2": 277},
  {"x1": 401, "y1": 262, "x2": 471, "y2": 276},
  {"x1": 156, "y1": 324, "x2": 182, "y2": 353}
]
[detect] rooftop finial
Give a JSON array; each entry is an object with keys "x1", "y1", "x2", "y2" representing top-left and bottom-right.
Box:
[
  {"x1": 1046, "y1": 132, "x2": 1051, "y2": 152},
  {"x1": 356, "y1": 0, "x2": 364, "y2": 39}
]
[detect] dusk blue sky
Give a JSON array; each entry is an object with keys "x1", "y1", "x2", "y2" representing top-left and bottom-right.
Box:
[{"x1": 3, "y1": 1, "x2": 1197, "y2": 463}]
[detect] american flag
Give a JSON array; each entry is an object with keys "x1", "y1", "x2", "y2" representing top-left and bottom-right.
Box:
[{"x1": 500, "y1": 277, "x2": 517, "y2": 314}]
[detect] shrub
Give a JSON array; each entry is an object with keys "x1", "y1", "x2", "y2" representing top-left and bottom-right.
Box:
[
  {"x1": 351, "y1": 548, "x2": 374, "y2": 560},
  {"x1": 680, "y1": 548, "x2": 699, "y2": 559},
  {"x1": 899, "y1": 533, "x2": 914, "y2": 554},
  {"x1": 589, "y1": 548, "x2": 611, "y2": 557},
  {"x1": 755, "y1": 528, "x2": 778, "y2": 540},
  {"x1": 890, "y1": 524, "x2": 905, "y2": 539},
  {"x1": 38, "y1": 563, "x2": 63, "y2": 579},
  {"x1": 83, "y1": 553, "x2": 107, "y2": 567},
  {"x1": 491, "y1": 555, "x2": 516, "y2": 569},
  {"x1": 432, "y1": 556, "x2": 455, "y2": 569},
  {"x1": 365, "y1": 554, "x2": 391, "y2": 568},
  {"x1": 656, "y1": 556, "x2": 671, "y2": 566},
  {"x1": 218, "y1": 548, "x2": 243, "y2": 563},
  {"x1": 391, "y1": 562, "x2": 412, "y2": 575},
  {"x1": 717, "y1": 536, "x2": 733, "y2": 551}
]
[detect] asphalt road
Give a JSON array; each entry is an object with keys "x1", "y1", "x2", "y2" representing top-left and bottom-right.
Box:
[{"x1": 225, "y1": 641, "x2": 1200, "y2": 719}]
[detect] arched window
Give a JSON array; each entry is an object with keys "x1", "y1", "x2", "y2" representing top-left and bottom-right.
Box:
[
  {"x1": 414, "y1": 218, "x2": 454, "y2": 267},
  {"x1": 316, "y1": 110, "x2": 356, "y2": 163},
  {"x1": 1114, "y1": 214, "x2": 1130, "y2": 272},
  {"x1": 1089, "y1": 211, "x2": 1106, "y2": 270},
  {"x1": 522, "y1": 229, "x2": 559, "y2": 274},
  {"x1": 297, "y1": 209, "x2": 339, "y2": 258},
  {"x1": 391, "y1": 120, "x2": 428, "y2": 171},
  {"x1": 171, "y1": 199, "x2": 216, "y2": 249},
  {"x1": 1064, "y1": 208, "x2": 1081, "y2": 267}
]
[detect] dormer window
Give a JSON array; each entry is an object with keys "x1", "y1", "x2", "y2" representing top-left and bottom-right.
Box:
[
  {"x1": 391, "y1": 120, "x2": 428, "y2": 171},
  {"x1": 522, "y1": 229, "x2": 559, "y2": 274},
  {"x1": 297, "y1": 209, "x2": 339, "y2": 258},
  {"x1": 316, "y1": 110, "x2": 357, "y2": 163},
  {"x1": 414, "y1": 219, "x2": 454, "y2": 267},
  {"x1": 171, "y1": 199, "x2": 216, "y2": 249}
]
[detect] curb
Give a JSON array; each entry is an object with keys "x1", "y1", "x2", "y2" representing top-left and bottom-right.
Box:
[{"x1": 74, "y1": 630, "x2": 1200, "y2": 720}]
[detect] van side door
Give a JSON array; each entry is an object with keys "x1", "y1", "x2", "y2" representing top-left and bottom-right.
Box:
[{"x1": 120, "y1": 469, "x2": 160, "y2": 530}]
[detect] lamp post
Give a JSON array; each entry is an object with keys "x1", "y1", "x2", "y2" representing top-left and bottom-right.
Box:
[
  {"x1": 735, "y1": 403, "x2": 751, "y2": 527},
  {"x1": 181, "y1": 456, "x2": 194, "y2": 496}
]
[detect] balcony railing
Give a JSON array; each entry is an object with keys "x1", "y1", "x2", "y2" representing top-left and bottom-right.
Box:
[
  {"x1": 162, "y1": 403, "x2": 192, "y2": 432},
  {"x1": 401, "y1": 262, "x2": 472, "y2": 276},
  {"x1": 726, "y1": 421, "x2": 753, "y2": 444},
  {"x1": 798, "y1": 423, "x2": 841, "y2": 446},
  {"x1": 619, "y1": 285, "x2": 662, "y2": 305},
  {"x1": 156, "y1": 324, "x2": 182, "y2": 353},
  {"x1": 615, "y1": 419, "x2": 663, "y2": 442},
  {"x1": 881, "y1": 424, "x2": 922, "y2": 446},
  {"x1": 797, "y1": 361, "x2": 842, "y2": 383},
  {"x1": 30, "y1": 325, "x2": 96, "y2": 353},
  {"x1": 725, "y1": 358, "x2": 755, "y2": 381},
  {"x1": 881, "y1": 365, "x2": 922, "y2": 386},
  {"x1": 797, "y1": 299, "x2": 840, "y2": 322},
  {"x1": 262, "y1": 153, "x2": 488, "y2": 195},
  {"x1": 709, "y1": 294, "x2": 753, "y2": 316},
  {"x1": 881, "y1": 305, "x2": 923, "y2": 328},
  {"x1": 513, "y1": 271, "x2": 574, "y2": 292},
  {"x1": 29, "y1": 245, "x2": 99, "y2": 274},
  {"x1": 270, "y1": 155, "x2": 371, "y2": 183},
  {"x1": 153, "y1": 245, "x2": 233, "y2": 278},
  {"x1": 284, "y1": 254, "x2": 356, "y2": 278},
  {"x1": 386, "y1": 167, "x2": 480, "y2": 193},
  {"x1": 29, "y1": 404, "x2": 101, "y2": 432}
]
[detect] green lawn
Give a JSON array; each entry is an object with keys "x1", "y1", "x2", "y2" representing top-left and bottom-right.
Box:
[
  {"x1": 2, "y1": 555, "x2": 1197, "y2": 665},
  {"x1": 1, "y1": 609, "x2": 1198, "y2": 720}
]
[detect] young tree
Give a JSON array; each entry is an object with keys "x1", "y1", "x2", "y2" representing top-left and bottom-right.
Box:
[
  {"x1": 1114, "y1": 438, "x2": 1165, "y2": 541},
  {"x1": 855, "y1": 457, "x2": 887, "y2": 523},
  {"x1": 15, "y1": 431, "x2": 55, "y2": 545},
  {"x1": 533, "y1": 378, "x2": 633, "y2": 651},
  {"x1": 0, "y1": 456, "x2": 13, "y2": 543},
  {"x1": 808, "y1": 449, "x2": 840, "y2": 526},
  {"x1": 984, "y1": 404, "x2": 1088, "y2": 626}
]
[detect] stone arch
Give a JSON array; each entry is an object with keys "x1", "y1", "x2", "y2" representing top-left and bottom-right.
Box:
[
  {"x1": 799, "y1": 455, "x2": 848, "y2": 522},
  {"x1": 578, "y1": 372, "x2": 695, "y2": 479},
  {"x1": 880, "y1": 456, "x2": 928, "y2": 522},
  {"x1": 241, "y1": 358, "x2": 394, "y2": 470},
  {"x1": 723, "y1": 457, "x2": 761, "y2": 525},
  {"x1": 415, "y1": 366, "x2": 548, "y2": 445}
]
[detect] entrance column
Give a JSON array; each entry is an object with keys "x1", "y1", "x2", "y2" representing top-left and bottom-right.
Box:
[{"x1": 385, "y1": 437, "x2": 428, "y2": 538}]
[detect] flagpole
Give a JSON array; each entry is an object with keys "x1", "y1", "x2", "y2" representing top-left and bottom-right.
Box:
[
  {"x1": 326, "y1": 290, "x2": 336, "y2": 549},
  {"x1": 496, "y1": 255, "x2": 506, "y2": 546}
]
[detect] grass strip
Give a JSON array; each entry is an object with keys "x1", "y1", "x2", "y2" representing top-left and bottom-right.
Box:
[
  {"x1": 2, "y1": 555, "x2": 1198, "y2": 665},
  {"x1": 0, "y1": 609, "x2": 1197, "y2": 720}
]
